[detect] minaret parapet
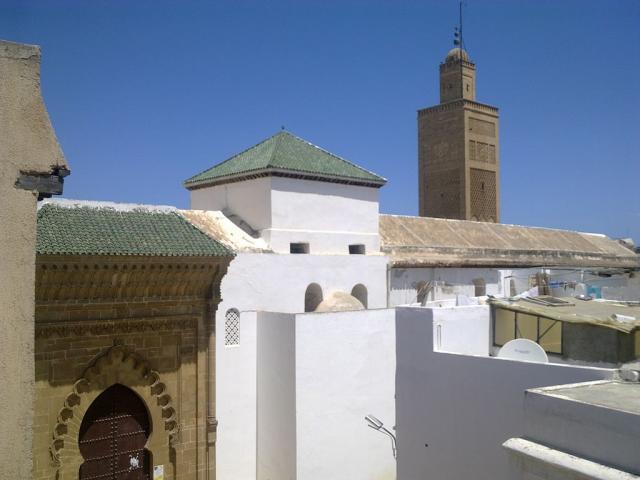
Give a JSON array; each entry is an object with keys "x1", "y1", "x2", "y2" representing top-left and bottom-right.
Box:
[{"x1": 419, "y1": 99, "x2": 499, "y2": 117}]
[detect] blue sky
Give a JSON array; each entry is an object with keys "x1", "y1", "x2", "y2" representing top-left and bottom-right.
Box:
[{"x1": 3, "y1": 0, "x2": 639, "y2": 240}]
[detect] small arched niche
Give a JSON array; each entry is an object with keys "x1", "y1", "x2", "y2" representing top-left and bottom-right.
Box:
[
  {"x1": 473, "y1": 278, "x2": 486, "y2": 297},
  {"x1": 304, "y1": 283, "x2": 323, "y2": 312},
  {"x1": 351, "y1": 284, "x2": 368, "y2": 309},
  {"x1": 416, "y1": 280, "x2": 431, "y2": 305}
]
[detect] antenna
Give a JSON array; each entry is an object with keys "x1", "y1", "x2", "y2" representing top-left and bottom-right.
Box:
[
  {"x1": 458, "y1": 0, "x2": 464, "y2": 99},
  {"x1": 452, "y1": 0, "x2": 463, "y2": 48},
  {"x1": 459, "y1": 0, "x2": 464, "y2": 51}
]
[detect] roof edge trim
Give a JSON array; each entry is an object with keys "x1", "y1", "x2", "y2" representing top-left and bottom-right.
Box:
[{"x1": 184, "y1": 167, "x2": 387, "y2": 190}]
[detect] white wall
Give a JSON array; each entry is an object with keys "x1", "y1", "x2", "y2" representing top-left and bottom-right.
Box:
[
  {"x1": 257, "y1": 313, "x2": 297, "y2": 480},
  {"x1": 547, "y1": 269, "x2": 640, "y2": 301},
  {"x1": 389, "y1": 267, "x2": 503, "y2": 306},
  {"x1": 217, "y1": 252, "x2": 388, "y2": 319},
  {"x1": 216, "y1": 252, "x2": 387, "y2": 480},
  {"x1": 217, "y1": 309, "x2": 396, "y2": 480},
  {"x1": 395, "y1": 306, "x2": 617, "y2": 480},
  {"x1": 599, "y1": 274, "x2": 640, "y2": 301},
  {"x1": 267, "y1": 177, "x2": 381, "y2": 254},
  {"x1": 190, "y1": 176, "x2": 382, "y2": 254},
  {"x1": 190, "y1": 177, "x2": 272, "y2": 231},
  {"x1": 216, "y1": 311, "x2": 258, "y2": 480},
  {"x1": 431, "y1": 305, "x2": 490, "y2": 356},
  {"x1": 505, "y1": 268, "x2": 640, "y2": 302},
  {"x1": 270, "y1": 177, "x2": 379, "y2": 233},
  {"x1": 505, "y1": 267, "x2": 541, "y2": 296},
  {"x1": 388, "y1": 267, "x2": 640, "y2": 306},
  {"x1": 521, "y1": 384, "x2": 640, "y2": 475},
  {"x1": 503, "y1": 438, "x2": 639, "y2": 480},
  {"x1": 295, "y1": 309, "x2": 397, "y2": 480}
]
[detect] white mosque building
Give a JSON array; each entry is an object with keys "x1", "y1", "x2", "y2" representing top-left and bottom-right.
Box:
[{"x1": 173, "y1": 129, "x2": 638, "y2": 480}]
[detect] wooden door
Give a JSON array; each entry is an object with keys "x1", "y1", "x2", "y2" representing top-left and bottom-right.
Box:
[{"x1": 78, "y1": 384, "x2": 151, "y2": 479}]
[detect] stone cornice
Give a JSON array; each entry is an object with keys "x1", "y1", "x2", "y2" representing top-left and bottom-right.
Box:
[
  {"x1": 440, "y1": 59, "x2": 476, "y2": 71},
  {"x1": 383, "y1": 246, "x2": 640, "y2": 270},
  {"x1": 418, "y1": 99, "x2": 499, "y2": 117},
  {"x1": 35, "y1": 315, "x2": 197, "y2": 339},
  {"x1": 36, "y1": 255, "x2": 229, "y2": 304},
  {"x1": 464, "y1": 100, "x2": 500, "y2": 117}
]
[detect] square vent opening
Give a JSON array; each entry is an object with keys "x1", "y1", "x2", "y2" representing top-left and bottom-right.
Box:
[
  {"x1": 290, "y1": 242, "x2": 310, "y2": 254},
  {"x1": 349, "y1": 244, "x2": 366, "y2": 255}
]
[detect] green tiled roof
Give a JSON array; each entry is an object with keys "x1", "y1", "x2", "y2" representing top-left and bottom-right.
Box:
[
  {"x1": 184, "y1": 131, "x2": 386, "y2": 188},
  {"x1": 37, "y1": 201, "x2": 233, "y2": 257}
]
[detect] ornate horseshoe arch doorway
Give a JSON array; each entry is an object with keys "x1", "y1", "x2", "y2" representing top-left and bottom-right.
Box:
[
  {"x1": 49, "y1": 346, "x2": 180, "y2": 478},
  {"x1": 78, "y1": 384, "x2": 151, "y2": 479}
]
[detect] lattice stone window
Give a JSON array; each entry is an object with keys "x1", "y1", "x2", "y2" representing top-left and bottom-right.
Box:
[
  {"x1": 478, "y1": 142, "x2": 488, "y2": 162},
  {"x1": 470, "y1": 168, "x2": 497, "y2": 221},
  {"x1": 469, "y1": 141, "x2": 496, "y2": 164},
  {"x1": 224, "y1": 309, "x2": 240, "y2": 346},
  {"x1": 488, "y1": 144, "x2": 496, "y2": 164}
]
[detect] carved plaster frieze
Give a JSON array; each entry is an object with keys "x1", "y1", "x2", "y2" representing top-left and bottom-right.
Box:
[
  {"x1": 35, "y1": 316, "x2": 197, "y2": 339},
  {"x1": 36, "y1": 256, "x2": 228, "y2": 303}
]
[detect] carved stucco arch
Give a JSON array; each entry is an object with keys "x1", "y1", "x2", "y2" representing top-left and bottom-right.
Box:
[{"x1": 50, "y1": 345, "x2": 179, "y2": 478}]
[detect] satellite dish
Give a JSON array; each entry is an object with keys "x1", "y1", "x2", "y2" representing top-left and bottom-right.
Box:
[{"x1": 497, "y1": 339, "x2": 548, "y2": 363}]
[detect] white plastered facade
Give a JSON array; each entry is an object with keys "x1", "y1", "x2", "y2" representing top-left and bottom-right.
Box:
[
  {"x1": 190, "y1": 172, "x2": 392, "y2": 480},
  {"x1": 216, "y1": 309, "x2": 397, "y2": 480},
  {"x1": 389, "y1": 267, "x2": 506, "y2": 305},
  {"x1": 394, "y1": 306, "x2": 619, "y2": 480},
  {"x1": 190, "y1": 176, "x2": 381, "y2": 254}
]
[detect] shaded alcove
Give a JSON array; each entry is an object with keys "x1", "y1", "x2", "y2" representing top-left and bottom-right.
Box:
[
  {"x1": 473, "y1": 278, "x2": 486, "y2": 296},
  {"x1": 351, "y1": 284, "x2": 368, "y2": 308},
  {"x1": 305, "y1": 283, "x2": 323, "y2": 312}
]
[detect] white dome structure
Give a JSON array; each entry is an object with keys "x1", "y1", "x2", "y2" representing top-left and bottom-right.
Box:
[{"x1": 314, "y1": 290, "x2": 365, "y2": 312}]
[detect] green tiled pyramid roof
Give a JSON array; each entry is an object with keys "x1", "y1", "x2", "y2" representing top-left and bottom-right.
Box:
[
  {"x1": 184, "y1": 131, "x2": 386, "y2": 188},
  {"x1": 37, "y1": 200, "x2": 233, "y2": 257}
]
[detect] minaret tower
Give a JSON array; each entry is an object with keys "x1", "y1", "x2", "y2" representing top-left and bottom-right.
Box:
[{"x1": 418, "y1": 7, "x2": 500, "y2": 222}]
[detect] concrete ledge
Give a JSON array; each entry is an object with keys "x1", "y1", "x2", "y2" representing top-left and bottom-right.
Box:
[{"x1": 503, "y1": 438, "x2": 639, "y2": 480}]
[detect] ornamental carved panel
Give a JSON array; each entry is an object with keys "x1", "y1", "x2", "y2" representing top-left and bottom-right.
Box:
[
  {"x1": 469, "y1": 140, "x2": 496, "y2": 164},
  {"x1": 470, "y1": 168, "x2": 497, "y2": 222},
  {"x1": 469, "y1": 117, "x2": 496, "y2": 137}
]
